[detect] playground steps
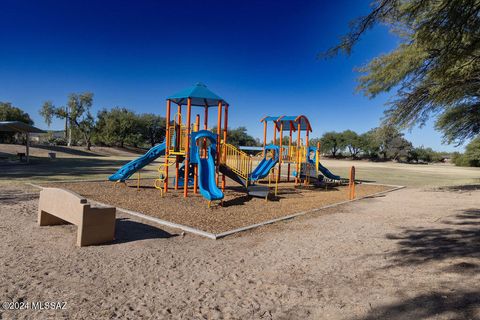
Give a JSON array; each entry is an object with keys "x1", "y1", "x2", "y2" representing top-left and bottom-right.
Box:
[{"x1": 246, "y1": 185, "x2": 269, "y2": 199}]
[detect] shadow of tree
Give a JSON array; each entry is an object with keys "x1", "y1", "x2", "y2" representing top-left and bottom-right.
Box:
[
  {"x1": 385, "y1": 208, "x2": 480, "y2": 266},
  {"x1": 113, "y1": 218, "x2": 177, "y2": 243},
  {"x1": 0, "y1": 157, "x2": 129, "y2": 179},
  {"x1": 437, "y1": 184, "x2": 480, "y2": 192},
  {"x1": 33, "y1": 145, "x2": 104, "y2": 157},
  {"x1": 0, "y1": 192, "x2": 38, "y2": 205},
  {"x1": 359, "y1": 290, "x2": 480, "y2": 320}
]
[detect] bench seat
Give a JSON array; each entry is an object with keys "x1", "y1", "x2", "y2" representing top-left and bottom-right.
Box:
[{"x1": 38, "y1": 188, "x2": 116, "y2": 246}]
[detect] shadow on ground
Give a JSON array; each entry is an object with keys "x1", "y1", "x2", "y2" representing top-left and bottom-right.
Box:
[
  {"x1": 358, "y1": 290, "x2": 480, "y2": 320},
  {"x1": 0, "y1": 192, "x2": 39, "y2": 205},
  {"x1": 33, "y1": 145, "x2": 104, "y2": 157},
  {"x1": 358, "y1": 208, "x2": 480, "y2": 319},
  {"x1": 222, "y1": 195, "x2": 252, "y2": 207},
  {"x1": 113, "y1": 218, "x2": 177, "y2": 243},
  {"x1": 437, "y1": 184, "x2": 480, "y2": 192},
  {"x1": 0, "y1": 157, "x2": 128, "y2": 180},
  {"x1": 385, "y1": 208, "x2": 480, "y2": 267}
]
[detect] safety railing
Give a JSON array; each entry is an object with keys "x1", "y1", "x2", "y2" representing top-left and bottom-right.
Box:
[
  {"x1": 283, "y1": 145, "x2": 307, "y2": 163},
  {"x1": 221, "y1": 143, "x2": 252, "y2": 181},
  {"x1": 168, "y1": 125, "x2": 188, "y2": 155}
]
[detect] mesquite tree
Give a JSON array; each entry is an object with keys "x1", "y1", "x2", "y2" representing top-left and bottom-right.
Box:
[
  {"x1": 324, "y1": 0, "x2": 480, "y2": 145},
  {"x1": 40, "y1": 93, "x2": 95, "y2": 150}
]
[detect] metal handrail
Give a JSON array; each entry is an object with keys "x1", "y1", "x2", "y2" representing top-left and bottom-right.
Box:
[
  {"x1": 168, "y1": 125, "x2": 188, "y2": 154},
  {"x1": 221, "y1": 143, "x2": 252, "y2": 181}
]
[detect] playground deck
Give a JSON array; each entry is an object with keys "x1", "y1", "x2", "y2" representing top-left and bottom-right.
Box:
[{"x1": 40, "y1": 180, "x2": 393, "y2": 234}]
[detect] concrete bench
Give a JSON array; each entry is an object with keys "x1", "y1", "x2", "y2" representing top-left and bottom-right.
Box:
[{"x1": 38, "y1": 188, "x2": 116, "y2": 246}]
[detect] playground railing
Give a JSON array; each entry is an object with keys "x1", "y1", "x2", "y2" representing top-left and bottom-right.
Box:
[
  {"x1": 221, "y1": 143, "x2": 252, "y2": 181},
  {"x1": 168, "y1": 125, "x2": 188, "y2": 155},
  {"x1": 284, "y1": 145, "x2": 307, "y2": 163}
]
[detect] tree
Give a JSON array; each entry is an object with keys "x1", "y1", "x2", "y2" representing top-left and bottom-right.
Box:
[
  {"x1": 211, "y1": 126, "x2": 258, "y2": 147},
  {"x1": 138, "y1": 113, "x2": 166, "y2": 147},
  {"x1": 320, "y1": 131, "x2": 346, "y2": 158},
  {"x1": 40, "y1": 93, "x2": 96, "y2": 150},
  {"x1": 228, "y1": 127, "x2": 258, "y2": 147},
  {"x1": 324, "y1": 0, "x2": 480, "y2": 145},
  {"x1": 308, "y1": 137, "x2": 321, "y2": 146},
  {"x1": 342, "y1": 130, "x2": 365, "y2": 159},
  {"x1": 408, "y1": 146, "x2": 444, "y2": 163},
  {"x1": 0, "y1": 102, "x2": 34, "y2": 143},
  {"x1": 360, "y1": 130, "x2": 380, "y2": 159},
  {"x1": 453, "y1": 137, "x2": 480, "y2": 167},
  {"x1": 95, "y1": 108, "x2": 140, "y2": 148},
  {"x1": 370, "y1": 125, "x2": 412, "y2": 160},
  {"x1": 273, "y1": 136, "x2": 292, "y2": 145}
]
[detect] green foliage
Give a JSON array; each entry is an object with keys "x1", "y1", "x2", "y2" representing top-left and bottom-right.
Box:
[
  {"x1": 94, "y1": 108, "x2": 139, "y2": 147},
  {"x1": 94, "y1": 110, "x2": 166, "y2": 148},
  {"x1": 359, "y1": 131, "x2": 379, "y2": 159},
  {"x1": 452, "y1": 152, "x2": 469, "y2": 166},
  {"x1": 325, "y1": 0, "x2": 480, "y2": 145},
  {"x1": 229, "y1": 127, "x2": 258, "y2": 147},
  {"x1": 320, "y1": 131, "x2": 346, "y2": 158},
  {"x1": 408, "y1": 146, "x2": 444, "y2": 163},
  {"x1": 453, "y1": 137, "x2": 480, "y2": 167},
  {"x1": 317, "y1": 126, "x2": 415, "y2": 161},
  {"x1": 273, "y1": 136, "x2": 292, "y2": 145},
  {"x1": 341, "y1": 130, "x2": 366, "y2": 158},
  {"x1": 369, "y1": 126, "x2": 413, "y2": 160},
  {"x1": 0, "y1": 102, "x2": 34, "y2": 143},
  {"x1": 211, "y1": 126, "x2": 258, "y2": 147},
  {"x1": 138, "y1": 113, "x2": 166, "y2": 147},
  {"x1": 0, "y1": 102, "x2": 33, "y2": 124},
  {"x1": 40, "y1": 93, "x2": 96, "y2": 149}
]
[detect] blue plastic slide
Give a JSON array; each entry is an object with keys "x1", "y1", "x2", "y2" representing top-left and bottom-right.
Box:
[
  {"x1": 317, "y1": 163, "x2": 341, "y2": 180},
  {"x1": 306, "y1": 146, "x2": 341, "y2": 180},
  {"x1": 250, "y1": 145, "x2": 279, "y2": 181},
  {"x1": 108, "y1": 142, "x2": 166, "y2": 182},
  {"x1": 193, "y1": 131, "x2": 224, "y2": 201},
  {"x1": 196, "y1": 148, "x2": 224, "y2": 200}
]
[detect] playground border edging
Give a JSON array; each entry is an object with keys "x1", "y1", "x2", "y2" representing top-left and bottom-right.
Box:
[{"x1": 28, "y1": 182, "x2": 405, "y2": 240}]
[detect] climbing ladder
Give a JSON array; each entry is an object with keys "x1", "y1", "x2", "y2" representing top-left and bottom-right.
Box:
[{"x1": 154, "y1": 157, "x2": 176, "y2": 196}]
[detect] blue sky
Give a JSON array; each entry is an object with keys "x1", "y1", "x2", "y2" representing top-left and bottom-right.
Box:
[{"x1": 0, "y1": 0, "x2": 464, "y2": 151}]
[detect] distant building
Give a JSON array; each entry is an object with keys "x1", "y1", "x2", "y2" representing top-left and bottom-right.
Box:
[{"x1": 30, "y1": 130, "x2": 65, "y2": 143}]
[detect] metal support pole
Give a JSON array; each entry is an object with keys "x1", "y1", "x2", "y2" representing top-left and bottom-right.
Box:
[
  {"x1": 287, "y1": 127, "x2": 292, "y2": 182},
  {"x1": 194, "y1": 114, "x2": 200, "y2": 194},
  {"x1": 278, "y1": 122, "x2": 283, "y2": 182},
  {"x1": 216, "y1": 101, "x2": 222, "y2": 185},
  {"x1": 184, "y1": 98, "x2": 192, "y2": 198},
  {"x1": 26, "y1": 132, "x2": 30, "y2": 163},
  {"x1": 222, "y1": 104, "x2": 228, "y2": 191},
  {"x1": 295, "y1": 123, "x2": 301, "y2": 185},
  {"x1": 164, "y1": 100, "x2": 171, "y2": 193}
]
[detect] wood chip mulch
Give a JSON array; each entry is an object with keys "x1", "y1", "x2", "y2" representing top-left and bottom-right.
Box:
[{"x1": 41, "y1": 179, "x2": 394, "y2": 234}]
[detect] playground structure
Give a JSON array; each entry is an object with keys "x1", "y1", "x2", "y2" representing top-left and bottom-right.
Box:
[{"x1": 109, "y1": 83, "x2": 346, "y2": 205}]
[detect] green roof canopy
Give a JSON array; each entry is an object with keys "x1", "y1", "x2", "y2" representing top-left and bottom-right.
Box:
[
  {"x1": 0, "y1": 121, "x2": 45, "y2": 133},
  {"x1": 167, "y1": 83, "x2": 227, "y2": 107}
]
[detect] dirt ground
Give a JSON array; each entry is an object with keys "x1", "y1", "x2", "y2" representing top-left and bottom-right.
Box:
[
  {"x1": 1, "y1": 184, "x2": 479, "y2": 319},
  {"x1": 40, "y1": 180, "x2": 392, "y2": 234}
]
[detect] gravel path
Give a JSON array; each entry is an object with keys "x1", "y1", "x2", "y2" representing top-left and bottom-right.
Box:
[{"x1": 0, "y1": 185, "x2": 479, "y2": 319}]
